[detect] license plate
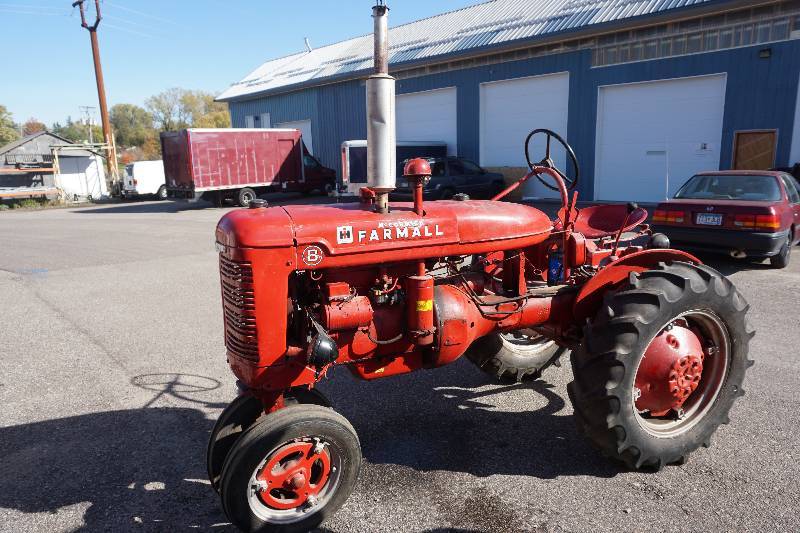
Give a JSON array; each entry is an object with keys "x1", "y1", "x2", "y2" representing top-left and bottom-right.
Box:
[{"x1": 696, "y1": 213, "x2": 723, "y2": 226}]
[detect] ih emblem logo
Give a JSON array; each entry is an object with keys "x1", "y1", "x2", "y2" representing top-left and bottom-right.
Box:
[{"x1": 336, "y1": 225, "x2": 354, "y2": 244}]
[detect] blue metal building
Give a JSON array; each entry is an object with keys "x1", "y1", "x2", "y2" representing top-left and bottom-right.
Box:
[{"x1": 217, "y1": 0, "x2": 800, "y2": 202}]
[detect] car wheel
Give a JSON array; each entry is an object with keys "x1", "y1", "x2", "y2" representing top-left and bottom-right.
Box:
[
  {"x1": 156, "y1": 185, "x2": 167, "y2": 200},
  {"x1": 770, "y1": 233, "x2": 792, "y2": 269},
  {"x1": 439, "y1": 188, "x2": 455, "y2": 200}
]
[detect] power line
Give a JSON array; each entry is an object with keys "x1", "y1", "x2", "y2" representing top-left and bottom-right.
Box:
[{"x1": 104, "y1": 0, "x2": 177, "y2": 26}]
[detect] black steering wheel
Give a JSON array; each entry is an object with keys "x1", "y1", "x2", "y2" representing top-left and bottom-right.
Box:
[{"x1": 524, "y1": 128, "x2": 580, "y2": 192}]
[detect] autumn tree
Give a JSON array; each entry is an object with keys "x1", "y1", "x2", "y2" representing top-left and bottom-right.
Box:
[
  {"x1": 0, "y1": 105, "x2": 19, "y2": 147},
  {"x1": 145, "y1": 88, "x2": 189, "y2": 131},
  {"x1": 110, "y1": 103, "x2": 154, "y2": 147},
  {"x1": 22, "y1": 117, "x2": 46, "y2": 136},
  {"x1": 146, "y1": 88, "x2": 230, "y2": 131},
  {"x1": 181, "y1": 90, "x2": 231, "y2": 128}
]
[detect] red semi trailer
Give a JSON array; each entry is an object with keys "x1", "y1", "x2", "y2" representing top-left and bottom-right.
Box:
[{"x1": 160, "y1": 128, "x2": 336, "y2": 206}]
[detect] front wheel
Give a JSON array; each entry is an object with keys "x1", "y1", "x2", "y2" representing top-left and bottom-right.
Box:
[
  {"x1": 219, "y1": 404, "x2": 361, "y2": 533},
  {"x1": 568, "y1": 261, "x2": 753, "y2": 470},
  {"x1": 207, "y1": 388, "x2": 330, "y2": 493}
]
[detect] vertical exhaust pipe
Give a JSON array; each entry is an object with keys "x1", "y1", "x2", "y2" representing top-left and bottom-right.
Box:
[{"x1": 366, "y1": 1, "x2": 396, "y2": 213}]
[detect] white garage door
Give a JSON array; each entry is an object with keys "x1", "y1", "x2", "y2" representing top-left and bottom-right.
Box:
[
  {"x1": 276, "y1": 119, "x2": 313, "y2": 154},
  {"x1": 480, "y1": 72, "x2": 570, "y2": 199},
  {"x1": 595, "y1": 74, "x2": 727, "y2": 203},
  {"x1": 790, "y1": 71, "x2": 800, "y2": 165},
  {"x1": 396, "y1": 87, "x2": 457, "y2": 155}
]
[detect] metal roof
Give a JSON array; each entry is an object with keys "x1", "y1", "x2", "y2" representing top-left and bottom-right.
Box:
[{"x1": 218, "y1": 0, "x2": 720, "y2": 102}]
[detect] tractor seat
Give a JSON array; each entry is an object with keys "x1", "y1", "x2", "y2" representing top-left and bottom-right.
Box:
[{"x1": 557, "y1": 204, "x2": 649, "y2": 239}]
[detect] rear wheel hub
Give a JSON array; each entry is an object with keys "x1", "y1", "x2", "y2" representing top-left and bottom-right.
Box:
[{"x1": 635, "y1": 324, "x2": 705, "y2": 416}]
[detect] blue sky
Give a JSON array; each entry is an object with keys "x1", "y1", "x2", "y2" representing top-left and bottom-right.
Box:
[{"x1": 1, "y1": 0, "x2": 477, "y2": 127}]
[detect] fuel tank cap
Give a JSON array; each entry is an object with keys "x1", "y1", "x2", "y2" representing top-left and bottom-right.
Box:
[{"x1": 249, "y1": 199, "x2": 268, "y2": 209}]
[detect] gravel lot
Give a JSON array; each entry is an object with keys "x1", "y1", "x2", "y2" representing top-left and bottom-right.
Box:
[{"x1": 1, "y1": 197, "x2": 798, "y2": 533}]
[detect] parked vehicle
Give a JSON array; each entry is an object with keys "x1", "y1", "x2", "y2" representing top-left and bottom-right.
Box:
[
  {"x1": 121, "y1": 160, "x2": 166, "y2": 200},
  {"x1": 339, "y1": 140, "x2": 447, "y2": 196},
  {"x1": 392, "y1": 156, "x2": 506, "y2": 200},
  {"x1": 653, "y1": 170, "x2": 800, "y2": 268},
  {"x1": 161, "y1": 129, "x2": 336, "y2": 207}
]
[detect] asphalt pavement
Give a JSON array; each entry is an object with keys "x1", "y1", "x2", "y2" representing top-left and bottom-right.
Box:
[{"x1": 0, "y1": 196, "x2": 798, "y2": 532}]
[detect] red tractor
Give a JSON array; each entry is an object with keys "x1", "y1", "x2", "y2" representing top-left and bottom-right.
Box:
[{"x1": 207, "y1": 4, "x2": 752, "y2": 532}]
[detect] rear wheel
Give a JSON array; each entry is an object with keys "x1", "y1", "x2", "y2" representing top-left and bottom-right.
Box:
[
  {"x1": 156, "y1": 185, "x2": 167, "y2": 200},
  {"x1": 219, "y1": 404, "x2": 361, "y2": 533},
  {"x1": 238, "y1": 188, "x2": 257, "y2": 207},
  {"x1": 770, "y1": 233, "x2": 792, "y2": 268},
  {"x1": 207, "y1": 388, "x2": 330, "y2": 493},
  {"x1": 568, "y1": 261, "x2": 753, "y2": 469},
  {"x1": 465, "y1": 330, "x2": 567, "y2": 383}
]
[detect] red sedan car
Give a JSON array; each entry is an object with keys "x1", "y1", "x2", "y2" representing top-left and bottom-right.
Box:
[{"x1": 652, "y1": 171, "x2": 800, "y2": 268}]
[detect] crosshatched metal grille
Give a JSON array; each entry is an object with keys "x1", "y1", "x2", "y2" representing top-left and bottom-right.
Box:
[{"x1": 219, "y1": 255, "x2": 259, "y2": 362}]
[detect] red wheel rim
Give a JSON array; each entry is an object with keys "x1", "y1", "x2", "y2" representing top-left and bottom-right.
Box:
[
  {"x1": 633, "y1": 311, "x2": 731, "y2": 437},
  {"x1": 254, "y1": 440, "x2": 332, "y2": 510}
]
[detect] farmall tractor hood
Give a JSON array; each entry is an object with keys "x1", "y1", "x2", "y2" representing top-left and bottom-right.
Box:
[{"x1": 216, "y1": 201, "x2": 553, "y2": 255}]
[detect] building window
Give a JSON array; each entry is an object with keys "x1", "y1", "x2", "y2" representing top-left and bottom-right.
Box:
[{"x1": 591, "y1": 2, "x2": 800, "y2": 67}]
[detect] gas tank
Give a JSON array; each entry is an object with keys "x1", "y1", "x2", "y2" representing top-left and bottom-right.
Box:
[{"x1": 217, "y1": 200, "x2": 552, "y2": 269}]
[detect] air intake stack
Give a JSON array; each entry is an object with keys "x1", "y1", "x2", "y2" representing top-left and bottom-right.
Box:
[{"x1": 366, "y1": 1, "x2": 396, "y2": 213}]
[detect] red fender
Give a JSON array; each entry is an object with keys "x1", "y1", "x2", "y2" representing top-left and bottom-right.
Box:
[{"x1": 572, "y1": 249, "x2": 701, "y2": 322}]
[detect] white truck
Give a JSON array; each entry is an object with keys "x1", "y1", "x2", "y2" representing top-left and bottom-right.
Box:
[{"x1": 122, "y1": 160, "x2": 167, "y2": 200}]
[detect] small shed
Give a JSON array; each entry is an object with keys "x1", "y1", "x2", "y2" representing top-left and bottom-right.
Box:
[{"x1": 0, "y1": 131, "x2": 107, "y2": 201}]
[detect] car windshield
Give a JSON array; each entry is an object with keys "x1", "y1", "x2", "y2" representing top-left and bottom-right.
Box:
[{"x1": 674, "y1": 174, "x2": 781, "y2": 201}]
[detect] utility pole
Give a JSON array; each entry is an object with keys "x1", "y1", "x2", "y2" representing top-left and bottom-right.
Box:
[
  {"x1": 79, "y1": 105, "x2": 96, "y2": 144},
  {"x1": 73, "y1": 0, "x2": 118, "y2": 188}
]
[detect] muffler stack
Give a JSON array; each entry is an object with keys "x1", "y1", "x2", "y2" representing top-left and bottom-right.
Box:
[{"x1": 366, "y1": 1, "x2": 396, "y2": 213}]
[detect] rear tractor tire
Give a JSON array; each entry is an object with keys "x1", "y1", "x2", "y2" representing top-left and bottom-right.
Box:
[
  {"x1": 219, "y1": 404, "x2": 361, "y2": 533},
  {"x1": 207, "y1": 388, "x2": 330, "y2": 493},
  {"x1": 568, "y1": 261, "x2": 753, "y2": 470},
  {"x1": 465, "y1": 331, "x2": 568, "y2": 383}
]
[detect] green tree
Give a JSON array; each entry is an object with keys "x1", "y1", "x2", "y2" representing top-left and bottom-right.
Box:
[
  {"x1": 22, "y1": 117, "x2": 46, "y2": 136},
  {"x1": 110, "y1": 103, "x2": 154, "y2": 148},
  {"x1": 0, "y1": 105, "x2": 20, "y2": 147},
  {"x1": 52, "y1": 117, "x2": 102, "y2": 144}
]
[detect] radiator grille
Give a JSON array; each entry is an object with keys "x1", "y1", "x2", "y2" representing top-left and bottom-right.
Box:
[{"x1": 219, "y1": 255, "x2": 259, "y2": 362}]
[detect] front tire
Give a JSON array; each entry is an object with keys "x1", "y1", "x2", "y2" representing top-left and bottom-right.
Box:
[
  {"x1": 568, "y1": 261, "x2": 753, "y2": 470},
  {"x1": 465, "y1": 331, "x2": 567, "y2": 383},
  {"x1": 219, "y1": 404, "x2": 361, "y2": 533},
  {"x1": 207, "y1": 388, "x2": 331, "y2": 493}
]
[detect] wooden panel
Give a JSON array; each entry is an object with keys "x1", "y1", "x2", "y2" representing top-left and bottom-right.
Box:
[{"x1": 733, "y1": 130, "x2": 777, "y2": 170}]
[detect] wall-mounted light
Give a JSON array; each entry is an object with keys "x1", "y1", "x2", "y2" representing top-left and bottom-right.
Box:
[{"x1": 759, "y1": 48, "x2": 772, "y2": 59}]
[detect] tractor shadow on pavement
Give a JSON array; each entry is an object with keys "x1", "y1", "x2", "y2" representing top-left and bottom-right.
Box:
[
  {"x1": 321, "y1": 359, "x2": 622, "y2": 481},
  {"x1": 0, "y1": 406, "x2": 231, "y2": 530}
]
